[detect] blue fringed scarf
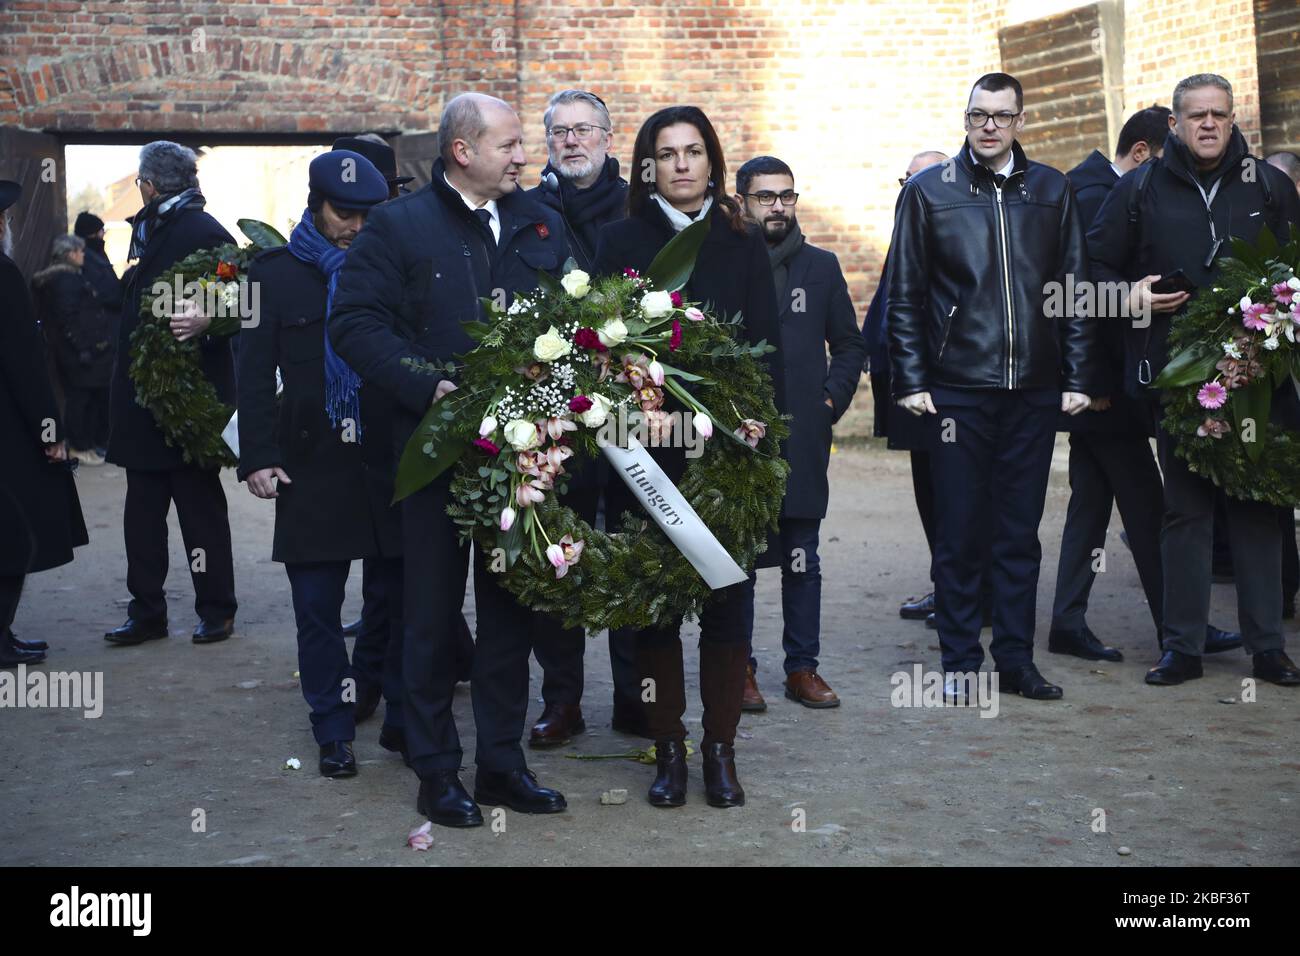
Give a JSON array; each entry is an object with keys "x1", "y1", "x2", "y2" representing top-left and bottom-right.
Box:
[{"x1": 287, "y1": 208, "x2": 362, "y2": 438}]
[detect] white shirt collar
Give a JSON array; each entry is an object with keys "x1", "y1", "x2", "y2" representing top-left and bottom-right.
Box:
[
  {"x1": 1109, "y1": 161, "x2": 1124, "y2": 179},
  {"x1": 443, "y1": 171, "x2": 500, "y2": 242}
]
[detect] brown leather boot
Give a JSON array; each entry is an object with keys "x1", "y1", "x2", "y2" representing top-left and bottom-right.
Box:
[
  {"x1": 648, "y1": 739, "x2": 688, "y2": 807},
  {"x1": 635, "y1": 637, "x2": 687, "y2": 741},
  {"x1": 741, "y1": 664, "x2": 767, "y2": 712},
  {"x1": 699, "y1": 641, "x2": 748, "y2": 807},
  {"x1": 528, "y1": 702, "x2": 586, "y2": 747}
]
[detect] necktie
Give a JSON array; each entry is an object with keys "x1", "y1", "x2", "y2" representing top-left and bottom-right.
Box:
[
  {"x1": 475, "y1": 207, "x2": 495, "y2": 245},
  {"x1": 994, "y1": 173, "x2": 1006, "y2": 188}
]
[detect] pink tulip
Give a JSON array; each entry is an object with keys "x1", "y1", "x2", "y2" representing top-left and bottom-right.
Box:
[
  {"x1": 648, "y1": 360, "x2": 665, "y2": 386},
  {"x1": 684, "y1": 307, "x2": 705, "y2": 322},
  {"x1": 499, "y1": 506, "x2": 516, "y2": 532},
  {"x1": 546, "y1": 543, "x2": 565, "y2": 570},
  {"x1": 693, "y1": 411, "x2": 713, "y2": 439}
]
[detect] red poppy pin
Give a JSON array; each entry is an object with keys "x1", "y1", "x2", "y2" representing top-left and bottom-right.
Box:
[{"x1": 534, "y1": 222, "x2": 549, "y2": 239}]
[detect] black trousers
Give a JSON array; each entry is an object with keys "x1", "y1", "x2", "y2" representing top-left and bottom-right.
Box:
[
  {"x1": 65, "y1": 385, "x2": 110, "y2": 450},
  {"x1": 910, "y1": 449, "x2": 937, "y2": 571},
  {"x1": 1156, "y1": 424, "x2": 1284, "y2": 655},
  {"x1": 346, "y1": 556, "x2": 407, "y2": 729},
  {"x1": 928, "y1": 390, "x2": 1058, "y2": 673},
  {"x1": 400, "y1": 473, "x2": 562, "y2": 777},
  {"x1": 123, "y1": 466, "x2": 237, "y2": 624},
  {"x1": 1, "y1": 574, "x2": 24, "y2": 635},
  {"x1": 1051, "y1": 431, "x2": 1164, "y2": 633}
]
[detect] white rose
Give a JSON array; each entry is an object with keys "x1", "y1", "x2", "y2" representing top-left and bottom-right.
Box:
[
  {"x1": 1288, "y1": 276, "x2": 1300, "y2": 292},
  {"x1": 504, "y1": 419, "x2": 540, "y2": 451},
  {"x1": 579, "y1": 394, "x2": 613, "y2": 428},
  {"x1": 1263, "y1": 336, "x2": 1280, "y2": 351},
  {"x1": 640, "y1": 290, "x2": 673, "y2": 318},
  {"x1": 533, "y1": 325, "x2": 572, "y2": 362},
  {"x1": 560, "y1": 270, "x2": 591, "y2": 298},
  {"x1": 597, "y1": 317, "x2": 628, "y2": 347}
]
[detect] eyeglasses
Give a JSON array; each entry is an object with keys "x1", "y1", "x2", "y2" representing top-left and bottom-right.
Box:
[
  {"x1": 743, "y1": 190, "x2": 799, "y2": 206},
  {"x1": 965, "y1": 110, "x2": 1021, "y2": 129},
  {"x1": 547, "y1": 124, "x2": 609, "y2": 141}
]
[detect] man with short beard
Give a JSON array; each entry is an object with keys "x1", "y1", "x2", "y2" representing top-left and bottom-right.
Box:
[
  {"x1": 523, "y1": 88, "x2": 637, "y2": 747},
  {"x1": 732, "y1": 155, "x2": 865, "y2": 710}
]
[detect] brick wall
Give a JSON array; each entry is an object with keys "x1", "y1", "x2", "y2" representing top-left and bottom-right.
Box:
[{"x1": 0, "y1": 0, "x2": 1278, "y2": 308}]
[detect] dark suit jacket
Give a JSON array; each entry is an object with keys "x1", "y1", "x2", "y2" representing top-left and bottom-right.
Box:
[
  {"x1": 108, "y1": 203, "x2": 236, "y2": 470},
  {"x1": 776, "y1": 240, "x2": 865, "y2": 519},
  {"x1": 238, "y1": 247, "x2": 401, "y2": 564}
]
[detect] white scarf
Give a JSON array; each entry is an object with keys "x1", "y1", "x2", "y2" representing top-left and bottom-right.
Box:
[{"x1": 652, "y1": 192, "x2": 713, "y2": 233}]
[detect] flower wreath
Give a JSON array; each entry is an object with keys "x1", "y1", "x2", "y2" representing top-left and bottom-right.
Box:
[
  {"x1": 395, "y1": 218, "x2": 790, "y2": 632},
  {"x1": 1155, "y1": 226, "x2": 1300, "y2": 506},
  {"x1": 131, "y1": 219, "x2": 285, "y2": 470}
]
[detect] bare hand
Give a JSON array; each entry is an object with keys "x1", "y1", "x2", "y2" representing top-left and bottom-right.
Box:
[
  {"x1": 170, "y1": 299, "x2": 212, "y2": 342},
  {"x1": 44, "y1": 441, "x2": 68, "y2": 462},
  {"x1": 897, "y1": 391, "x2": 936, "y2": 416},
  {"x1": 1061, "y1": 391, "x2": 1091, "y2": 415},
  {"x1": 1088, "y1": 396, "x2": 1112, "y2": 412},
  {"x1": 1128, "y1": 274, "x2": 1191, "y2": 318},
  {"x1": 431, "y1": 379, "x2": 459, "y2": 405},
  {"x1": 247, "y1": 467, "x2": 291, "y2": 499}
]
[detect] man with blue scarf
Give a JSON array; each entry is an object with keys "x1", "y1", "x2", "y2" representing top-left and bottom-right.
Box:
[{"x1": 237, "y1": 151, "x2": 404, "y2": 778}]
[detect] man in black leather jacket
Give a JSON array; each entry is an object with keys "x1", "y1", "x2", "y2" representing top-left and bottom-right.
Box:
[
  {"x1": 888, "y1": 72, "x2": 1096, "y2": 701},
  {"x1": 1087, "y1": 73, "x2": 1300, "y2": 688}
]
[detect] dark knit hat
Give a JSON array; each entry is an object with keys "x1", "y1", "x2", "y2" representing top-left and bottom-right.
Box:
[{"x1": 74, "y1": 211, "x2": 105, "y2": 237}]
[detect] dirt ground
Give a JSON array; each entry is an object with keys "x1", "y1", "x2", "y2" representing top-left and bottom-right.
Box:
[{"x1": 3, "y1": 392, "x2": 1298, "y2": 867}]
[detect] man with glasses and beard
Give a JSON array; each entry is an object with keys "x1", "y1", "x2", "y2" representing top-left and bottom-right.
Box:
[{"x1": 731, "y1": 155, "x2": 865, "y2": 711}]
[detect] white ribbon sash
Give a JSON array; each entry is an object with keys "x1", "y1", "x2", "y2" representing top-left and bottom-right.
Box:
[{"x1": 602, "y1": 437, "x2": 748, "y2": 590}]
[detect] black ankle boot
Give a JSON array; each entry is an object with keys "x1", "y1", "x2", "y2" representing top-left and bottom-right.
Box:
[
  {"x1": 702, "y1": 741, "x2": 745, "y2": 808},
  {"x1": 648, "y1": 739, "x2": 687, "y2": 807}
]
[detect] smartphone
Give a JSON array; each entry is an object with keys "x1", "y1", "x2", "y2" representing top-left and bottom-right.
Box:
[{"x1": 1150, "y1": 270, "x2": 1196, "y2": 295}]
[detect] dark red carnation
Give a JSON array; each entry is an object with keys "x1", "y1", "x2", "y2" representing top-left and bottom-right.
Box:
[
  {"x1": 622, "y1": 268, "x2": 639, "y2": 278},
  {"x1": 473, "y1": 437, "x2": 501, "y2": 455},
  {"x1": 568, "y1": 395, "x2": 593, "y2": 413},
  {"x1": 573, "y1": 327, "x2": 607, "y2": 351},
  {"x1": 669, "y1": 319, "x2": 682, "y2": 352},
  {"x1": 670, "y1": 290, "x2": 682, "y2": 308}
]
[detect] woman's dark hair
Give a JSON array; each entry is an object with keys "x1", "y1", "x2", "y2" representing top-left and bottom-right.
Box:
[{"x1": 627, "y1": 105, "x2": 746, "y2": 233}]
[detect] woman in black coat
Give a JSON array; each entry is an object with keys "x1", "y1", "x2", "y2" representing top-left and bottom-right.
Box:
[
  {"x1": 593, "y1": 105, "x2": 785, "y2": 810},
  {"x1": 0, "y1": 197, "x2": 89, "y2": 666},
  {"x1": 31, "y1": 235, "x2": 115, "y2": 459}
]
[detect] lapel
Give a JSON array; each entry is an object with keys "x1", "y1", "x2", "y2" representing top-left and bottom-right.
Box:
[{"x1": 780, "y1": 244, "x2": 813, "y2": 322}]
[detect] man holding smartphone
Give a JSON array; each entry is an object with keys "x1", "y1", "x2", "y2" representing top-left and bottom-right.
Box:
[{"x1": 1087, "y1": 73, "x2": 1300, "y2": 687}]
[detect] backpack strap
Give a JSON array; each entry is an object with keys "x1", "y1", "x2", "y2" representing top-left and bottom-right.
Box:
[{"x1": 1126, "y1": 159, "x2": 1155, "y2": 226}]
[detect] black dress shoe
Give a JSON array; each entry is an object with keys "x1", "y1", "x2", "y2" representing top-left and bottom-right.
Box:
[
  {"x1": 1253, "y1": 650, "x2": 1300, "y2": 686},
  {"x1": 899, "y1": 592, "x2": 935, "y2": 620},
  {"x1": 474, "y1": 768, "x2": 567, "y2": 814},
  {"x1": 1204, "y1": 625, "x2": 1243, "y2": 654},
  {"x1": 1145, "y1": 650, "x2": 1203, "y2": 685},
  {"x1": 378, "y1": 724, "x2": 411, "y2": 765},
  {"x1": 104, "y1": 617, "x2": 168, "y2": 645},
  {"x1": 0, "y1": 643, "x2": 45, "y2": 667},
  {"x1": 6, "y1": 629, "x2": 47, "y2": 652},
  {"x1": 342, "y1": 618, "x2": 362, "y2": 639},
  {"x1": 1048, "y1": 626, "x2": 1123, "y2": 662},
  {"x1": 647, "y1": 739, "x2": 688, "y2": 807},
  {"x1": 416, "y1": 771, "x2": 483, "y2": 828},
  {"x1": 998, "y1": 663, "x2": 1063, "y2": 700},
  {"x1": 319, "y1": 741, "x2": 357, "y2": 778},
  {"x1": 354, "y1": 678, "x2": 382, "y2": 724},
  {"x1": 192, "y1": 618, "x2": 233, "y2": 644}
]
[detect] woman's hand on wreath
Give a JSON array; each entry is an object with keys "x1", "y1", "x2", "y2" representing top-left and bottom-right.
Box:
[
  {"x1": 431, "y1": 379, "x2": 459, "y2": 405},
  {"x1": 247, "y1": 467, "x2": 291, "y2": 499},
  {"x1": 169, "y1": 298, "x2": 212, "y2": 342}
]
